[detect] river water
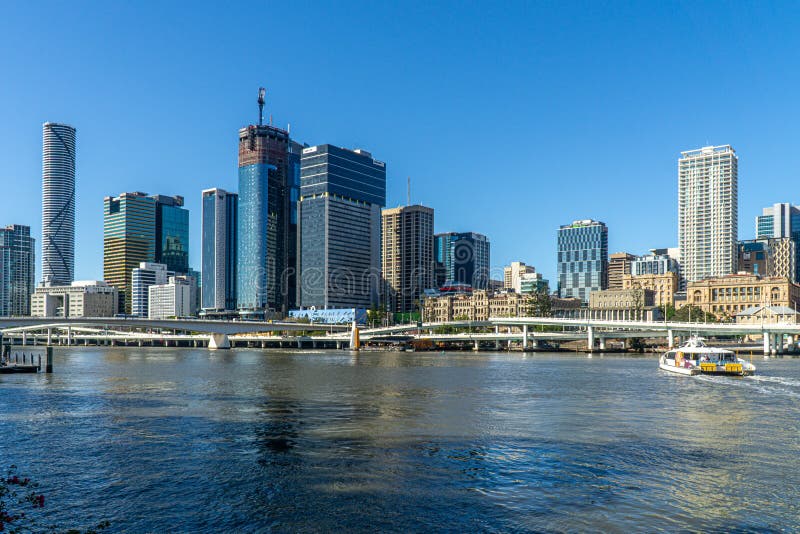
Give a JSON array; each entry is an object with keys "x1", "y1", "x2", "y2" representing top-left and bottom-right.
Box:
[{"x1": 1, "y1": 348, "x2": 798, "y2": 532}]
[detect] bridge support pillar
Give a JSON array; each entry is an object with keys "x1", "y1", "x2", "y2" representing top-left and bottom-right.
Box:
[
  {"x1": 587, "y1": 326, "x2": 594, "y2": 352},
  {"x1": 473, "y1": 340, "x2": 479, "y2": 351},
  {"x1": 138, "y1": 340, "x2": 143, "y2": 347},
  {"x1": 531, "y1": 337, "x2": 538, "y2": 349},
  {"x1": 21, "y1": 331, "x2": 26, "y2": 346},
  {"x1": 47, "y1": 328, "x2": 51, "y2": 345},
  {"x1": 599, "y1": 338, "x2": 606, "y2": 351},
  {"x1": 494, "y1": 326, "x2": 500, "y2": 350},
  {"x1": 763, "y1": 333, "x2": 770, "y2": 355},
  {"x1": 66, "y1": 327, "x2": 71, "y2": 346},
  {"x1": 522, "y1": 324, "x2": 529, "y2": 351},
  {"x1": 667, "y1": 329, "x2": 674, "y2": 349},
  {"x1": 208, "y1": 333, "x2": 231, "y2": 350},
  {"x1": 776, "y1": 333, "x2": 784, "y2": 355}
]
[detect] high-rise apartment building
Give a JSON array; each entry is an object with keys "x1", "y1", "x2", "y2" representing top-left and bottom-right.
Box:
[
  {"x1": 382, "y1": 205, "x2": 435, "y2": 314},
  {"x1": 298, "y1": 144, "x2": 386, "y2": 309},
  {"x1": 201, "y1": 188, "x2": 238, "y2": 312},
  {"x1": 755, "y1": 203, "x2": 800, "y2": 283},
  {"x1": 678, "y1": 145, "x2": 738, "y2": 283},
  {"x1": 434, "y1": 232, "x2": 490, "y2": 289},
  {"x1": 557, "y1": 219, "x2": 608, "y2": 302},
  {"x1": 131, "y1": 262, "x2": 170, "y2": 318},
  {"x1": 153, "y1": 195, "x2": 189, "y2": 274},
  {"x1": 42, "y1": 122, "x2": 76, "y2": 286},
  {"x1": 608, "y1": 252, "x2": 636, "y2": 290},
  {"x1": 0, "y1": 225, "x2": 35, "y2": 316},
  {"x1": 103, "y1": 192, "x2": 156, "y2": 314},
  {"x1": 237, "y1": 92, "x2": 292, "y2": 317}
]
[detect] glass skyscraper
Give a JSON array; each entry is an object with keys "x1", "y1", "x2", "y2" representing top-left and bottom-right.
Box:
[
  {"x1": 42, "y1": 122, "x2": 76, "y2": 286},
  {"x1": 201, "y1": 188, "x2": 238, "y2": 312},
  {"x1": 103, "y1": 192, "x2": 156, "y2": 314},
  {"x1": 0, "y1": 225, "x2": 35, "y2": 316},
  {"x1": 237, "y1": 123, "x2": 291, "y2": 317},
  {"x1": 298, "y1": 144, "x2": 386, "y2": 309},
  {"x1": 557, "y1": 219, "x2": 608, "y2": 302},
  {"x1": 434, "y1": 232, "x2": 490, "y2": 289},
  {"x1": 153, "y1": 195, "x2": 189, "y2": 275}
]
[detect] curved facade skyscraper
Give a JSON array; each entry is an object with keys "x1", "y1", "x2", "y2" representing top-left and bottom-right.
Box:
[{"x1": 42, "y1": 122, "x2": 76, "y2": 285}]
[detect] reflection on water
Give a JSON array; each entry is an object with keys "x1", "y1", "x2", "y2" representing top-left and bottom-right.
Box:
[{"x1": 0, "y1": 348, "x2": 799, "y2": 532}]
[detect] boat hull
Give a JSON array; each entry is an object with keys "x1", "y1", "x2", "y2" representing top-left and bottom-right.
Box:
[
  {"x1": 0, "y1": 365, "x2": 39, "y2": 374},
  {"x1": 659, "y1": 362, "x2": 700, "y2": 376}
]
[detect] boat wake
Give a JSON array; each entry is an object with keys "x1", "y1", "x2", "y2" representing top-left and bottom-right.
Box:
[{"x1": 694, "y1": 373, "x2": 800, "y2": 399}]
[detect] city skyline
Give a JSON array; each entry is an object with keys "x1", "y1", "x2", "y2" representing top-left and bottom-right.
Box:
[{"x1": 3, "y1": 3, "x2": 800, "y2": 287}]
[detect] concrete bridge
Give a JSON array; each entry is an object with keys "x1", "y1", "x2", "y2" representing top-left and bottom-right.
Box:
[
  {"x1": 0, "y1": 317, "x2": 349, "y2": 349},
  {"x1": 2, "y1": 316, "x2": 797, "y2": 355},
  {"x1": 349, "y1": 317, "x2": 800, "y2": 355}
]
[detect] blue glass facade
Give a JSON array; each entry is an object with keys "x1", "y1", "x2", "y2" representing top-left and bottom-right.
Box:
[
  {"x1": 433, "y1": 232, "x2": 490, "y2": 289},
  {"x1": 236, "y1": 123, "x2": 291, "y2": 316},
  {"x1": 557, "y1": 220, "x2": 608, "y2": 302},
  {"x1": 202, "y1": 188, "x2": 237, "y2": 311},
  {"x1": 154, "y1": 197, "x2": 189, "y2": 274},
  {"x1": 237, "y1": 162, "x2": 274, "y2": 310}
]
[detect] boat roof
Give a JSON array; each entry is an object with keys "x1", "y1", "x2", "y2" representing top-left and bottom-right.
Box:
[
  {"x1": 670, "y1": 346, "x2": 733, "y2": 354},
  {"x1": 670, "y1": 337, "x2": 734, "y2": 354}
]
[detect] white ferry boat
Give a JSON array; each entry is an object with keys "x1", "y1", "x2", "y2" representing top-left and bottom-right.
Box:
[{"x1": 659, "y1": 337, "x2": 756, "y2": 376}]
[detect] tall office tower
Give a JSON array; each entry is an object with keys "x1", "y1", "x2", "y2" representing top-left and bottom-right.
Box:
[
  {"x1": 381, "y1": 205, "x2": 435, "y2": 314},
  {"x1": 504, "y1": 261, "x2": 536, "y2": 290},
  {"x1": 608, "y1": 252, "x2": 636, "y2": 290},
  {"x1": 434, "y1": 232, "x2": 491, "y2": 289},
  {"x1": 152, "y1": 195, "x2": 189, "y2": 274},
  {"x1": 131, "y1": 262, "x2": 170, "y2": 317},
  {"x1": 756, "y1": 202, "x2": 800, "y2": 282},
  {"x1": 42, "y1": 122, "x2": 76, "y2": 286},
  {"x1": 737, "y1": 238, "x2": 796, "y2": 282},
  {"x1": 237, "y1": 88, "x2": 291, "y2": 317},
  {"x1": 103, "y1": 192, "x2": 156, "y2": 314},
  {"x1": 0, "y1": 225, "x2": 35, "y2": 316},
  {"x1": 557, "y1": 219, "x2": 608, "y2": 302},
  {"x1": 286, "y1": 140, "x2": 302, "y2": 309},
  {"x1": 201, "y1": 188, "x2": 238, "y2": 312},
  {"x1": 298, "y1": 144, "x2": 386, "y2": 309},
  {"x1": 678, "y1": 145, "x2": 738, "y2": 283}
]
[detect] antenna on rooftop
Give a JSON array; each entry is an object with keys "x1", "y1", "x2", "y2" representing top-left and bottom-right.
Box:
[{"x1": 257, "y1": 87, "x2": 266, "y2": 126}]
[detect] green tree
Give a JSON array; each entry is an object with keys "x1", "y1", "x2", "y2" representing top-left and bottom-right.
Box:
[{"x1": 670, "y1": 305, "x2": 717, "y2": 323}]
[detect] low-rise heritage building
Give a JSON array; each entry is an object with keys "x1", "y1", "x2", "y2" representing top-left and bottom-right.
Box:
[
  {"x1": 735, "y1": 305, "x2": 800, "y2": 325},
  {"x1": 621, "y1": 272, "x2": 679, "y2": 307},
  {"x1": 686, "y1": 274, "x2": 800, "y2": 318},
  {"x1": 588, "y1": 288, "x2": 660, "y2": 321},
  {"x1": 31, "y1": 281, "x2": 118, "y2": 318},
  {"x1": 423, "y1": 290, "x2": 550, "y2": 323}
]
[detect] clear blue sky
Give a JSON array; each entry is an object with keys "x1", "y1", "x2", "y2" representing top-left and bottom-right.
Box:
[{"x1": 2, "y1": 1, "x2": 800, "y2": 286}]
